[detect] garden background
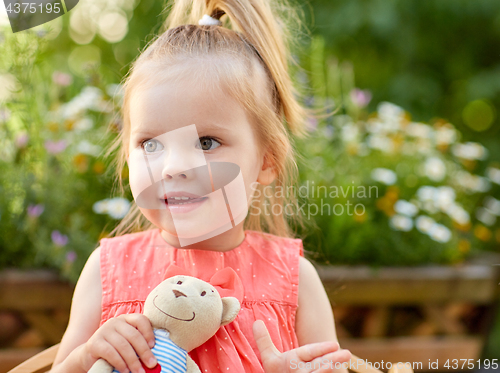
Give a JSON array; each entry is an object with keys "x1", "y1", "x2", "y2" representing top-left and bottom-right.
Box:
[{"x1": 0, "y1": 0, "x2": 499, "y2": 366}]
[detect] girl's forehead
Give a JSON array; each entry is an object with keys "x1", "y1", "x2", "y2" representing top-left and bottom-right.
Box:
[{"x1": 128, "y1": 79, "x2": 248, "y2": 136}]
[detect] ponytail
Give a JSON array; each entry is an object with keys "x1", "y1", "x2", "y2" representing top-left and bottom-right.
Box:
[{"x1": 162, "y1": 0, "x2": 308, "y2": 136}]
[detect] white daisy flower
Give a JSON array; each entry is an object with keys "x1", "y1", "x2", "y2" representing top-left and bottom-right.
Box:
[
  {"x1": 93, "y1": 199, "x2": 109, "y2": 214},
  {"x1": 445, "y1": 203, "x2": 470, "y2": 225},
  {"x1": 484, "y1": 196, "x2": 500, "y2": 216},
  {"x1": 452, "y1": 142, "x2": 488, "y2": 161},
  {"x1": 77, "y1": 140, "x2": 101, "y2": 156},
  {"x1": 424, "y1": 157, "x2": 446, "y2": 182},
  {"x1": 476, "y1": 207, "x2": 496, "y2": 226},
  {"x1": 416, "y1": 186, "x2": 436, "y2": 202},
  {"x1": 455, "y1": 171, "x2": 491, "y2": 193},
  {"x1": 106, "y1": 197, "x2": 131, "y2": 219},
  {"x1": 371, "y1": 168, "x2": 397, "y2": 185},
  {"x1": 394, "y1": 200, "x2": 418, "y2": 217},
  {"x1": 486, "y1": 167, "x2": 500, "y2": 185},
  {"x1": 406, "y1": 122, "x2": 432, "y2": 139},
  {"x1": 415, "y1": 215, "x2": 436, "y2": 234},
  {"x1": 428, "y1": 223, "x2": 452, "y2": 243},
  {"x1": 390, "y1": 214, "x2": 413, "y2": 232}
]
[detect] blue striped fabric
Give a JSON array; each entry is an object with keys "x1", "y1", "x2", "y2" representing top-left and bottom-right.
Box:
[{"x1": 112, "y1": 329, "x2": 188, "y2": 373}]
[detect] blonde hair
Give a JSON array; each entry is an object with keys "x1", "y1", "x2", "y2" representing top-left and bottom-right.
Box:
[{"x1": 106, "y1": 0, "x2": 312, "y2": 239}]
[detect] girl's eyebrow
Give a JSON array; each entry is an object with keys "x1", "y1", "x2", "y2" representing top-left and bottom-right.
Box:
[
  {"x1": 196, "y1": 122, "x2": 230, "y2": 132},
  {"x1": 131, "y1": 123, "x2": 230, "y2": 136}
]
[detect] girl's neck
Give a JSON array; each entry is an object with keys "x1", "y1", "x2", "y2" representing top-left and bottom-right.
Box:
[{"x1": 159, "y1": 223, "x2": 246, "y2": 252}]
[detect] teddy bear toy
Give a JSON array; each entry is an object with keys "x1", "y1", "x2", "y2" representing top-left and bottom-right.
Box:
[{"x1": 88, "y1": 265, "x2": 241, "y2": 373}]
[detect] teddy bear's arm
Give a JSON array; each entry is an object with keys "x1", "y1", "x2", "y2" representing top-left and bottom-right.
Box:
[
  {"x1": 87, "y1": 358, "x2": 114, "y2": 373},
  {"x1": 186, "y1": 356, "x2": 202, "y2": 373}
]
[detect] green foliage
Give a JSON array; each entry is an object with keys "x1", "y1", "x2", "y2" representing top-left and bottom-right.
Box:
[
  {"x1": 0, "y1": 29, "x2": 124, "y2": 282},
  {"x1": 303, "y1": 0, "x2": 500, "y2": 160},
  {"x1": 295, "y1": 36, "x2": 500, "y2": 266}
]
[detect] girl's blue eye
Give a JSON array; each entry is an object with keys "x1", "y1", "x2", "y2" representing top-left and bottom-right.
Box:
[
  {"x1": 142, "y1": 139, "x2": 164, "y2": 153},
  {"x1": 197, "y1": 137, "x2": 221, "y2": 151}
]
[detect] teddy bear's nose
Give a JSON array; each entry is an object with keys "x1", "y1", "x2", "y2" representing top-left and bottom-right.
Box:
[{"x1": 173, "y1": 289, "x2": 187, "y2": 298}]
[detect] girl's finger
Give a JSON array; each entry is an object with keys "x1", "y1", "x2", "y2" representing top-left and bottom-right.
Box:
[
  {"x1": 295, "y1": 341, "x2": 340, "y2": 362},
  {"x1": 122, "y1": 314, "x2": 156, "y2": 348},
  {"x1": 116, "y1": 321, "x2": 157, "y2": 369},
  {"x1": 104, "y1": 332, "x2": 143, "y2": 373},
  {"x1": 252, "y1": 320, "x2": 280, "y2": 359},
  {"x1": 93, "y1": 339, "x2": 130, "y2": 373},
  {"x1": 313, "y1": 349, "x2": 352, "y2": 373}
]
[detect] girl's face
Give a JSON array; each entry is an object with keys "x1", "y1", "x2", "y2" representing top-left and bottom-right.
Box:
[{"x1": 127, "y1": 69, "x2": 273, "y2": 249}]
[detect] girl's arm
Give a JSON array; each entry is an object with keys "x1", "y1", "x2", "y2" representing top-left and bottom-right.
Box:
[
  {"x1": 252, "y1": 257, "x2": 351, "y2": 373},
  {"x1": 295, "y1": 256, "x2": 349, "y2": 372},
  {"x1": 50, "y1": 247, "x2": 157, "y2": 373},
  {"x1": 51, "y1": 247, "x2": 103, "y2": 372}
]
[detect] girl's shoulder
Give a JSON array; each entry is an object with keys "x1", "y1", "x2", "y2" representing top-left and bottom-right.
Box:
[
  {"x1": 244, "y1": 230, "x2": 304, "y2": 257},
  {"x1": 99, "y1": 229, "x2": 161, "y2": 253}
]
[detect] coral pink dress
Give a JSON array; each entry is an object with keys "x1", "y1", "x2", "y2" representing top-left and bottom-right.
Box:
[{"x1": 99, "y1": 229, "x2": 304, "y2": 373}]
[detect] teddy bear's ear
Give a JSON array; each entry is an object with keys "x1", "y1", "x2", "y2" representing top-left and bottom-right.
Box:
[
  {"x1": 220, "y1": 297, "x2": 240, "y2": 326},
  {"x1": 163, "y1": 264, "x2": 192, "y2": 280}
]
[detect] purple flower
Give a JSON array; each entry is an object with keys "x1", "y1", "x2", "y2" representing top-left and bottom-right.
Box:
[
  {"x1": 51, "y1": 230, "x2": 68, "y2": 247},
  {"x1": 0, "y1": 108, "x2": 11, "y2": 123},
  {"x1": 45, "y1": 140, "x2": 68, "y2": 154},
  {"x1": 15, "y1": 132, "x2": 29, "y2": 148},
  {"x1": 304, "y1": 95, "x2": 315, "y2": 108},
  {"x1": 52, "y1": 71, "x2": 73, "y2": 87},
  {"x1": 306, "y1": 117, "x2": 318, "y2": 132},
  {"x1": 66, "y1": 251, "x2": 77, "y2": 263},
  {"x1": 350, "y1": 88, "x2": 372, "y2": 108},
  {"x1": 27, "y1": 204, "x2": 44, "y2": 217}
]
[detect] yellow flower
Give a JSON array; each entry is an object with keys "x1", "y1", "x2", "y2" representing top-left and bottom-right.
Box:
[
  {"x1": 453, "y1": 221, "x2": 471, "y2": 232},
  {"x1": 73, "y1": 153, "x2": 89, "y2": 173},
  {"x1": 64, "y1": 119, "x2": 75, "y2": 131},
  {"x1": 461, "y1": 159, "x2": 477, "y2": 171},
  {"x1": 458, "y1": 239, "x2": 470, "y2": 254},
  {"x1": 474, "y1": 224, "x2": 492, "y2": 242},
  {"x1": 48, "y1": 121, "x2": 59, "y2": 132},
  {"x1": 93, "y1": 161, "x2": 105, "y2": 174},
  {"x1": 375, "y1": 186, "x2": 399, "y2": 217},
  {"x1": 354, "y1": 211, "x2": 367, "y2": 223},
  {"x1": 347, "y1": 143, "x2": 358, "y2": 155}
]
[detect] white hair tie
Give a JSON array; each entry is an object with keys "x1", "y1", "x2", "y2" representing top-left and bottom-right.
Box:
[{"x1": 198, "y1": 14, "x2": 222, "y2": 26}]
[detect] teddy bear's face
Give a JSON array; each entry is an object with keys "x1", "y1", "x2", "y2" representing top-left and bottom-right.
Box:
[{"x1": 144, "y1": 275, "x2": 231, "y2": 351}]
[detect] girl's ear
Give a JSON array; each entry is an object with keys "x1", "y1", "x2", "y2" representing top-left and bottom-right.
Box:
[{"x1": 257, "y1": 152, "x2": 276, "y2": 185}]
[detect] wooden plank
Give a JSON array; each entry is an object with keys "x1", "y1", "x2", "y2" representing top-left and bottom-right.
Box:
[
  {"x1": 22, "y1": 312, "x2": 66, "y2": 345},
  {"x1": 0, "y1": 271, "x2": 74, "y2": 311},
  {"x1": 340, "y1": 336, "x2": 483, "y2": 371},
  {"x1": 317, "y1": 262, "x2": 500, "y2": 305},
  {"x1": 362, "y1": 306, "x2": 390, "y2": 338},
  {"x1": 0, "y1": 348, "x2": 43, "y2": 373},
  {"x1": 5, "y1": 344, "x2": 59, "y2": 373}
]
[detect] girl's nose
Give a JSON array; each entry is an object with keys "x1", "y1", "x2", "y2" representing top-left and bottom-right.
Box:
[
  {"x1": 160, "y1": 149, "x2": 192, "y2": 180},
  {"x1": 163, "y1": 171, "x2": 187, "y2": 180}
]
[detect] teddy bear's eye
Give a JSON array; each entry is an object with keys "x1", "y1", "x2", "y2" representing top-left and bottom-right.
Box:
[
  {"x1": 201, "y1": 291, "x2": 206, "y2": 296},
  {"x1": 177, "y1": 281, "x2": 183, "y2": 285}
]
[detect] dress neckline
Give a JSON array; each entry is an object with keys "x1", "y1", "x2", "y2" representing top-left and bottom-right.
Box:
[{"x1": 152, "y1": 228, "x2": 252, "y2": 254}]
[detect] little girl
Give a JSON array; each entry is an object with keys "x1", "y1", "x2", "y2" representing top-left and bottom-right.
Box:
[{"x1": 51, "y1": 0, "x2": 351, "y2": 372}]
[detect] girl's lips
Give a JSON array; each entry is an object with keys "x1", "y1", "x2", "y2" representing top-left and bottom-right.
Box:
[{"x1": 161, "y1": 196, "x2": 208, "y2": 214}]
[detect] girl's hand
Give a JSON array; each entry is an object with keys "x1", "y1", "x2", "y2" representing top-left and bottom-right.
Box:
[
  {"x1": 81, "y1": 314, "x2": 158, "y2": 373},
  {"x1": 253, "y1": 320, "x2": 352, "y2": 373}
]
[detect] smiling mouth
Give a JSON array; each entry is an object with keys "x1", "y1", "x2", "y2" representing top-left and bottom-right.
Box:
[
  {"x1": 153, "y1": 295, "x2": 195, "y2": 321},
  {"x1": 162, "y1": 196, "x2": 208, "y2": 206}
]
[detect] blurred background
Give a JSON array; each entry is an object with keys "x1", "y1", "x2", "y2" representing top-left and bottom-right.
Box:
[{"x1": 0, "y1": 0, "x2": 499, "y2": 371}]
